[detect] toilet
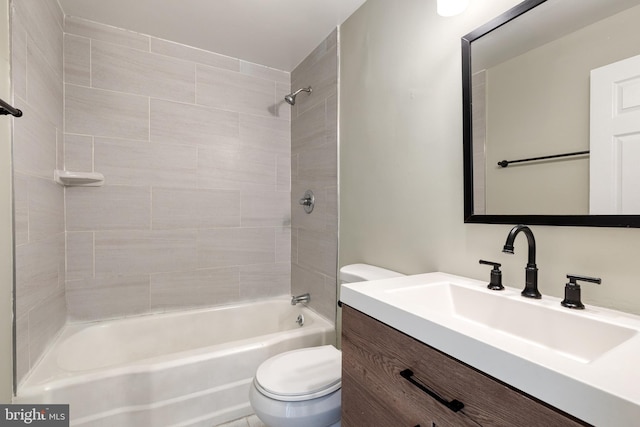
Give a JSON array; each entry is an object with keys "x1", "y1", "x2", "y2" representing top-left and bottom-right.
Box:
[{"x1": 249, "y1": 264, "x2": 404, "y2": 427}]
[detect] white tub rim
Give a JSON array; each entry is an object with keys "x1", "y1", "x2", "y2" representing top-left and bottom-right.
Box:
[{"x1": 18, "y1": 297, "x2": 335, "y2": 395}]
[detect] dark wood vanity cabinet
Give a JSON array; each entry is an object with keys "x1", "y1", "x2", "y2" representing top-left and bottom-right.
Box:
[{"x1": 341, "y1": 305, "x2": 588, "y2": 427}]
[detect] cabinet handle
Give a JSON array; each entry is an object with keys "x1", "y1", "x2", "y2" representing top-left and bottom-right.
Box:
[{"x1": 400, "y1": 369, "x2": 465, "y2": 413}]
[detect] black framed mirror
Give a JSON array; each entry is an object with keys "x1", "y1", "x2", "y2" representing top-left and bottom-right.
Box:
[{"x1": 462, "y1": 0, "x2": 640, "y2": 227}]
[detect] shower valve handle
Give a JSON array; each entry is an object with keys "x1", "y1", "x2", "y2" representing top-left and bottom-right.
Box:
[
  {"x1": 299, "y1": 190, "x2": 315, "y2": 214},
  {"x1": 299, "y1": 197, "x2": 313, "y2": 206}
]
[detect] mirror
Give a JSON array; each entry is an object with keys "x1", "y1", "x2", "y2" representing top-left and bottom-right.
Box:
[{"x1": 462, "y1": 0, "x2": 640, "y2": 227}]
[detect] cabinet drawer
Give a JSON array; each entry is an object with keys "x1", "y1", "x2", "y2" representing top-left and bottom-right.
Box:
[{"x1": 342, "y1": 305, "x2": 587, "y2": 427}]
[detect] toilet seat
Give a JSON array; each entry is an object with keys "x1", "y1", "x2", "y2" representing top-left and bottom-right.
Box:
[{"x1": 255, "y1": 345, "x2": 341, "y2": 402}]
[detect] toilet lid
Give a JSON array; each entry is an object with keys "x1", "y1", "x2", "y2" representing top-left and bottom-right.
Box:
[{"x1": 255, "y1": 345, "x2": 341, "y2": 402}]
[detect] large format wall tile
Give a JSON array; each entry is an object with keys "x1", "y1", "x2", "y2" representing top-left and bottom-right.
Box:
[
  {"x1": 292, "y1": 29, "x2": 337, "y2": 80},
  {"x1": 197, "y1": 64, "x2": 277, "y2": 118},
  {"x1": 15, "y1": 315, "x2": 29, "y2": 386},
  {"x1": 14, "y1": 0, "x2": 63, "y2": 78},
  {"x1": 95, "y1": 230, "x2": 198, "y2": 276},
  {"x1": 12, "y1": 101, "x2": 57, "y2": 179},
  {"x1": 65, "y1": 84, "x2": 149, "y2": 140},
  {"x1": 12, "y1": 0, "x2": 66, "y2": 385},
  {"x1": 64, "y1": 34, "x2": 90, "y2": 86},
  {"x1": 198, "y1": 228, "x2": 275, "y2": 268},
  {"x1": 298, "y1": 141, "x2": 337, "y2": 184},
  {"x1": 11, "y1": 16, "x2": 27, "y2": 100},
  {"x1": 66, "y1": 275, "x2": 150, "y2": 321},
  {"x1": 27, "y1": 42, "x2": 63, "y2": 127},
  {"x1": 64, "y1": 134, "x2": 93, "y2": 172},
  {"x1": 291, "y1": 101, "x2": 325, "y2": 154},
  {"x1": 28, "y1": 177, "x2": 64, "y2": 241},
  {"x1": 198, "y1": 145, "x2": 277, "y2": 191},
  {"x1": 290, "y1": 30, "x2": 338, "y2": 323},
  {"x1": 56, "y1": 128, "x2": 64, "y2": 172},
  {"x1": 276, "y1": 227, "x2": 292, "y2": 264},
  {"x1": 325, "y1": 186, "x2": 339, "y2": 233},
  {"x1": 326, "y1": 93, "x2": 338, "y2": 147},
  {"x1": 150, "y1": 99, "x2": 239, "y2": 147},
  {"x1": 92, "y1": 40, "x2": 195, "y2": 103},
  {"x1": 66, "y1": 232, "x2": 94, "y2": 281},
  {"x1": 152, "y1": 187, "x2": 241, "y2": 230},
  {"x1": 292, "y1": 55, "x2": 337, "y2": 117},
  {"x1": 28, "y1": 290, "x2": 66, "y2": 368},
  {"x1": 66, "y1": 185, "x2": 152, "y2": 231},
  {"x1": 239, "y1": 262, "x2": 290, "y2": 300},
  {"x1": 14, "y1": 234, "x2": 64, "y2": 320},
  {"x1": 13, "y1": 174, "x2": 29, "y2": 246},
  {"x1": 241, "y1": 191, "x2": 291, "y2": 227},
  {"x1": 277, "y1": 155, "x2": 291, "y2": 192},
  {"x1": 291, "y1": 30, "x2": 338, "y2": 116},
  {"x1": 239, "y1": 114, "x2": 290, "y2": 155},
  {"x1": 291, "y1": 263, "x2": 335, "y2": 321},
  {"x1": 150, "y1": 267, "x2": 240, "y2": 311},
  {"x1": 297, "y1": 228, "x2": 338, "y2": 278},
  {"x1": 94, "y1": 138, "x2": 197, "y2": 188}
]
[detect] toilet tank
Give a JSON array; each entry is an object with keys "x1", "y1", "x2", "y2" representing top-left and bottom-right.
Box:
[{"x1": 339, "y1": 263, "x2": 404, "y2": 284}]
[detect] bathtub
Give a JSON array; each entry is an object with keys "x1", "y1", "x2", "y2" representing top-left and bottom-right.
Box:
[{"x1": 15, "y1": 298, "x2": 335, "y2": 427}]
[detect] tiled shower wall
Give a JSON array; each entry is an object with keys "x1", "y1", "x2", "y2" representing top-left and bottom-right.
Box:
[
  {"x1": 290, "y1": 30, "x2": 339, "y2": 322},
  {"x1": 63, "y1": 17, "x2": 292, "y2": 321},
  {"x1": 11, "y1": 0, "x2": 67, "y2": 384},
  {"x1": 11, "y1": 8, "x2": 335, "y2": 386}
]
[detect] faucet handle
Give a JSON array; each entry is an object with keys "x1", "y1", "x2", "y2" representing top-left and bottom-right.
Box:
[
  {"x1": 479, "y1": 260, "x2": 504, "y2": 290},
  {"x1": 561, "y1": 274, "x2": 601, "y2": 309}
]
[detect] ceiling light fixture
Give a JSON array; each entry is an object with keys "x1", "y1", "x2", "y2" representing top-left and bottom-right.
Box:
[{"x1": 437, "y1": 0, "x2": 469, "y2": 17}]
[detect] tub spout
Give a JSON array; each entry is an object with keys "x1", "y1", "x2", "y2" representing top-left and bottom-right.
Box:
[{"x1": 291, "y1": 293, "x2": 310, "y2": 305}]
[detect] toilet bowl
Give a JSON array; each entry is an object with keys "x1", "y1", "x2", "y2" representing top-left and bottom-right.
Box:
[
  {"x1": 249, "y1": 264, "x2": 404, "y2": 427},
  {"x1": 249, "y1": 345, "x2": 342, "y2": 427}
]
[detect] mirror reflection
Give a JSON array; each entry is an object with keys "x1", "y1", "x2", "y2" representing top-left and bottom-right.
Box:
[{"x1": 466, "y1": 0, "x2": 640, "y2": 220}]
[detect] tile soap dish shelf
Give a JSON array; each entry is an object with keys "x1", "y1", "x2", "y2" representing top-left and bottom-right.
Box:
[{"x1": 54, "y1": 170, "x2": 104, "y2": 187}]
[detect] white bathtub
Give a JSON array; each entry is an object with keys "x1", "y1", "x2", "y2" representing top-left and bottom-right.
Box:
[{"x1": 15, "y1": 298, "x2": 335, "y2": 427}]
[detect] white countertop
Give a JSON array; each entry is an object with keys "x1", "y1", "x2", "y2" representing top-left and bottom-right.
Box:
[{"x1": 341, "y1": 272, "x2": 640, "y2": 427}]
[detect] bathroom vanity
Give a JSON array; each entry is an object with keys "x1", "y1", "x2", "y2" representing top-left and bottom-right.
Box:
[
  {"x1": 342, "y1": 305, "x2": 584, "y2": 426},
  {"x1": 340, "y1": 272, "x2": 640, "y2": 426}
]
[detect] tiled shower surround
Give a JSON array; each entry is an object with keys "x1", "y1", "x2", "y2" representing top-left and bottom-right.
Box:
[
  {"x1": 12, "y1": 0, "x2": 66, "y2": 385},
  {"x1": 290, "y1": 31, "x2": 339, "y2": 322},
  {"x1": 12, "y1": 1, "x2": 338, "y2": 387},
  {"x1": 62, "y1": 16, "x2": 292, "y2": 321}
]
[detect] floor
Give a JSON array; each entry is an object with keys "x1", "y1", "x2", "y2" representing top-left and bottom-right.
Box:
[{"x1": 217, "y1": 414, "x2": 266, "y2": 427}]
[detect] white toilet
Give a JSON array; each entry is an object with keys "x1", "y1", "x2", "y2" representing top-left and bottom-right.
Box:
[{"x1": 249, "y1": 264, "x2": 404, "y2": 427}]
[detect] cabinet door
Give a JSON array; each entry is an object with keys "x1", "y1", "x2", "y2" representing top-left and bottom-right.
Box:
[
  {"x1": 342, "y1": 306, "x2": 480, "y2": 426},
  {"x1": 341, "y1": 305, "x2": 588, "y2": 427}
]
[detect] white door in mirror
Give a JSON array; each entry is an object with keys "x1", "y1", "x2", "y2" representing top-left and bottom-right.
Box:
[{"x1": 590, "y1": 53, "x2": 640, "y2": 214}]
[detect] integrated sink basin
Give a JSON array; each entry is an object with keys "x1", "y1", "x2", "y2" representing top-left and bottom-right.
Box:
[
  {"x1": 385, "y1": 281, "x2": 636, "y2": 363},
  {"x1": 340, "y1": 271, "x2": 640, "y2": 426}
]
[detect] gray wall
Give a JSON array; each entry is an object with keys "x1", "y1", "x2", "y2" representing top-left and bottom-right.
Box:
[
  {"x1": 0, "y1": 0, "x2": 13, "y2": 402},
  {"x1": 11, "y1": 0, "x2": 67, "y2": 386},
  {"x1": 290, "y1": 30, "x2": 339, "y2": 322},
  {"x1": 340, "y1": 0, "x2": 640, "y2": 316},
  {"x1": 63, "y1": 17, "x2": 292, "y2": 321}
]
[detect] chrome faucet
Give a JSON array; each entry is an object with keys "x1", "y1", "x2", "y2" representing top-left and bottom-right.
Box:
[
  {"x1": 291, "y1": 293, "x2": 310, "y2": 305},
  {"x1": 502, "y1": 225, "x2": 541, "y2": 299}
]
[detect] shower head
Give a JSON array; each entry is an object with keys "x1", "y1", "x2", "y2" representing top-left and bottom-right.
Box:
[{"x1": 284, "y1": 87, "x2": 312, "y2": 105}]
